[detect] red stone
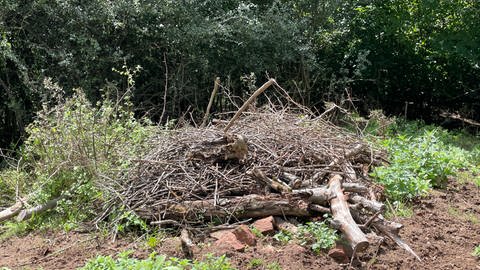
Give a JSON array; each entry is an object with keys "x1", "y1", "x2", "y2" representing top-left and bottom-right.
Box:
[
  {"x1": 233, "y1": 225, "x2": 257, "y2": 246},
  {"x1": 214, "y1": 231, "x2": 245, "y2": 251},
  {"x1": 253, "y1": 216, "x2": 276, "y2": 235},
  {"x1": 328, "y1": 244, "x2": 350, "y2": 264}
]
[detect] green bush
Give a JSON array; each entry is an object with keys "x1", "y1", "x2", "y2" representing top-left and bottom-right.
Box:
[
  {"x1": 2, "y1": 85, "x2": 155, "y2": 226},
  {"x1": 372, "y1": 126, "x2": 478, "y2": 201},
  {"x1": 80, "y1": 252, "x2": 235, "y2": 270}
]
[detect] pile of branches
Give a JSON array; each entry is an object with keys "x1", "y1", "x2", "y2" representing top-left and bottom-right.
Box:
[{"x1": 117, "y1": 105, "x2": 418, "y2": 259}]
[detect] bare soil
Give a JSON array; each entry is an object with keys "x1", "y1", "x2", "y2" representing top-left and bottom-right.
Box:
[{"x1": 1, "y1": 179, "x2": 479, "y2": 270}]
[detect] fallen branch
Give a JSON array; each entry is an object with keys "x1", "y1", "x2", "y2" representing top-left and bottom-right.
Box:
[
  {"x1": 0, "y1": 200, "x2": 24, "y2": 222},
  {"x1": 16, "y1": 196, "x2": 64, "y2": 222},
  {"x1": 328, "y1": 174, "x2": 369, "y2": 252}
]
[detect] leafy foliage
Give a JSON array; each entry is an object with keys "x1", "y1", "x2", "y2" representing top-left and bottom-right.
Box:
[
  {"x1": 80, "y1": 252, "x2": 235, "y2": 270},
  {"x1": 372, "y1": 121, "x2": 480, "y2": 201},
  {"x1": 296, "y1": 221, "x2": 338, "y2": 254},
  {"x1": 0, "y1": 83, "x2": 155, "y2": 227}
]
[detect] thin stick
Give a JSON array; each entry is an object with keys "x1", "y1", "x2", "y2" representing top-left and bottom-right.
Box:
[
  {"x1": 223, "y1": 78, "x2": 275, "y2": 133},
  {"x1": 201, "y1": 77, "x2": 220, "y2": 127},
  {"x1": 159, "y1": 52, "x2": 168, "y2": 123}
]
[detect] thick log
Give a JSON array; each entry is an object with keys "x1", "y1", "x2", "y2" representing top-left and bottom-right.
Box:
[
  {"x1": 342, "y1": 183, "x2": 369, "y2": 193},
  {"x1": 16, "y1": 197, "x2": 64, "y2": 221},
  {"x1": 135, "y1": 194, "x2": 310, "y2": 222},
  {"x1": 328, "y1": 175, "x2": 369, "y2": 252},
  {"x1": 0, "y1": 201, "x2": 24, "y2": 222},
  {"x1": 292, "y1": 187, "x2": 333, "y2": 203},
  {"x1": 349, "y1": 195, "x2": 385, "y2": 213}
]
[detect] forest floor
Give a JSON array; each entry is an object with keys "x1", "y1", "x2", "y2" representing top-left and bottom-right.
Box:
[{"x1": 1, "y1": 179, "x2": 479, "y2": 270}]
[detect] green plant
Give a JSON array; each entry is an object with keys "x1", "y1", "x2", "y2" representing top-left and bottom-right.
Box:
[
  {"x1": 296, "y1": 221, "x2": 338, "y2": 254},
  {"x1": 266, "y1": 262, "x2": 282, "y2": 270},
  {"x1": 247, "y1": 258, "x2": 264, "y2": 269},
  {"x1": 473, "y1": 245, "x2": 480, "y2": 258},
  {"x1": 372, "y1": 129, "x2": 475, "y2": 201},
  {"x1": 273, "y1": 230, "x2": 293, "y2": 245},
  {"x1": 80, "y1": 252, "x2": 236, "y2": 270},
  {"x1": 250, "y1": 226, "x2": 264, "y2": 238}
]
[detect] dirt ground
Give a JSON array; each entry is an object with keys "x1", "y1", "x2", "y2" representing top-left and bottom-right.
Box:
[{"x1": 1, "y1": 179, "x2": 479, "y2": 270}]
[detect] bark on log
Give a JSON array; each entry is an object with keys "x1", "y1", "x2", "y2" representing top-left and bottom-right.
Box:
[
  {"x1": 342, "y1": 183, "x2": 369, "y2": 193},
  {"x1": 292, "y1": 187, "x2": 333, "y2": 203},
  {"x1": 16, "y1": 197, "x2": 64, "y2": 221},
  {"x1": 328, "y1": 175, "x2": 369, "y2": 252},
  {"x1": 349, "y1": 195, "x2": 385, "y2": 213},
  {"x1": 135, "y1": 194, "x2": 310, "y2": 222},
  {"x1": 0, "y1": 201, "x2": 24, "y2": 222}
]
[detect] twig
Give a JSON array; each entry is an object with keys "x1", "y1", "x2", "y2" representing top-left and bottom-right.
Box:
[
  {"x1": 201, "y1": 77, "x2": 220, "y2": 127},
  {"x1": 223, "y1": 79, "x2": 275, "y2": 132}
]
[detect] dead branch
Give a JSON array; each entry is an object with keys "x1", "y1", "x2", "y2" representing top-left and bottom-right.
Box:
[
  {"x1": 16, "y1": 196, "x2": 64, "y2": 222},
  {"x1": 329, "y1": 174, "x2": 369, "y2": 252},
  {"x1": 0, "y1": 200, "x2": 24, "y2": 222},
  {"x1": 223, "y1": 79, "x2": 276, "y2": 132}
]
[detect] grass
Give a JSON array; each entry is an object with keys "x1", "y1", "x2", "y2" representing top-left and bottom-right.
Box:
[
  {"x1": 447, "y1": 207, "x2": 479, "y2": 224},
  {"x1": 384, "y1": 200, "x2": 413, "y2": 219}
]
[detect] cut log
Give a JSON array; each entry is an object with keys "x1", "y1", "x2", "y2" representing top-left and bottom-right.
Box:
[
  {"x1": 328, "y1": 174, "x2": 369, "y2": 253},
  {"x1": 16, "y1": 197, "x2": 64, "y2": 221},
  {"x1": 0, "y1": 201, "x2": 24, "y2": 222},
  {"x1": 134, "y1": 194, "x2": 310, "y2": 222}
]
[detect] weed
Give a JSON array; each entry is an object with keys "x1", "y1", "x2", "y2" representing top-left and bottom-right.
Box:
[
  {"x1": 266, "y1": 262, "x2": 282, "y2": 270},
  {"x1": 250, "y1": 226, "x2": 264, "y2": 238},
  {"x1": 273, "y1": 230, "x2": 293, "y2": 245},
  {"x1": 297, "y1": 221, "x2": 338, "y2": 254},
  {"x1": 473, "y1": 245, "x2": 480, "y2": 258},
  {"x1": 247, "y1": 258, "x2": 264, "y2": 269}
]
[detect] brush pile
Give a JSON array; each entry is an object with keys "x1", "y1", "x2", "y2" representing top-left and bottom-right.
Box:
[{"x1": 119, "y1": 107, "x2": 418, "y2": 258}]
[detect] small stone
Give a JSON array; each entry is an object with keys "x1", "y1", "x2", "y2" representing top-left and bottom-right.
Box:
[
  {"x1": 253, "y1": 216, "x2": 276, "y2": 235},
  {"x1": 214, "y1": 231, "x2": 245, "y2": 251},
  {"x1": 210, "y1": 229, "x2": 234, "y2": 240},
  {"x1": 328, "y1": 244, "x2": 350, "y2": 264},
  {"x1": 233, "y1": 225, "x2": 257, "y2": 246}
]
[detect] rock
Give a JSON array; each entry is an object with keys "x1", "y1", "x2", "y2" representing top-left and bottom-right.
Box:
[
  {"x1": 210, "y1": 229, "x2": 234, "y2": 240},
  {"x1": 274, "y1": 217, "x2": 298, "y2": 234},
  {"x1": 253, "y1": 216, "x2": 276, "y2": 235},
  {"x1": 233, "y1": 225, "x2": 257, "y2": 246},
  {"x1": 328, "y1": 244, "x2": 350, "y2": 264},
  {"x1": 214, "y1": 231, "x2": 245, "y2": 251}
]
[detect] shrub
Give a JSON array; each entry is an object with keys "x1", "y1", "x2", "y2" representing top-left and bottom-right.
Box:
[
  {"x1": 372, "y1": 125, "x2": 478, "y2": 201},
  {"x1": 4, "y1": 85, "x2": 155, "y2": 225}
]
